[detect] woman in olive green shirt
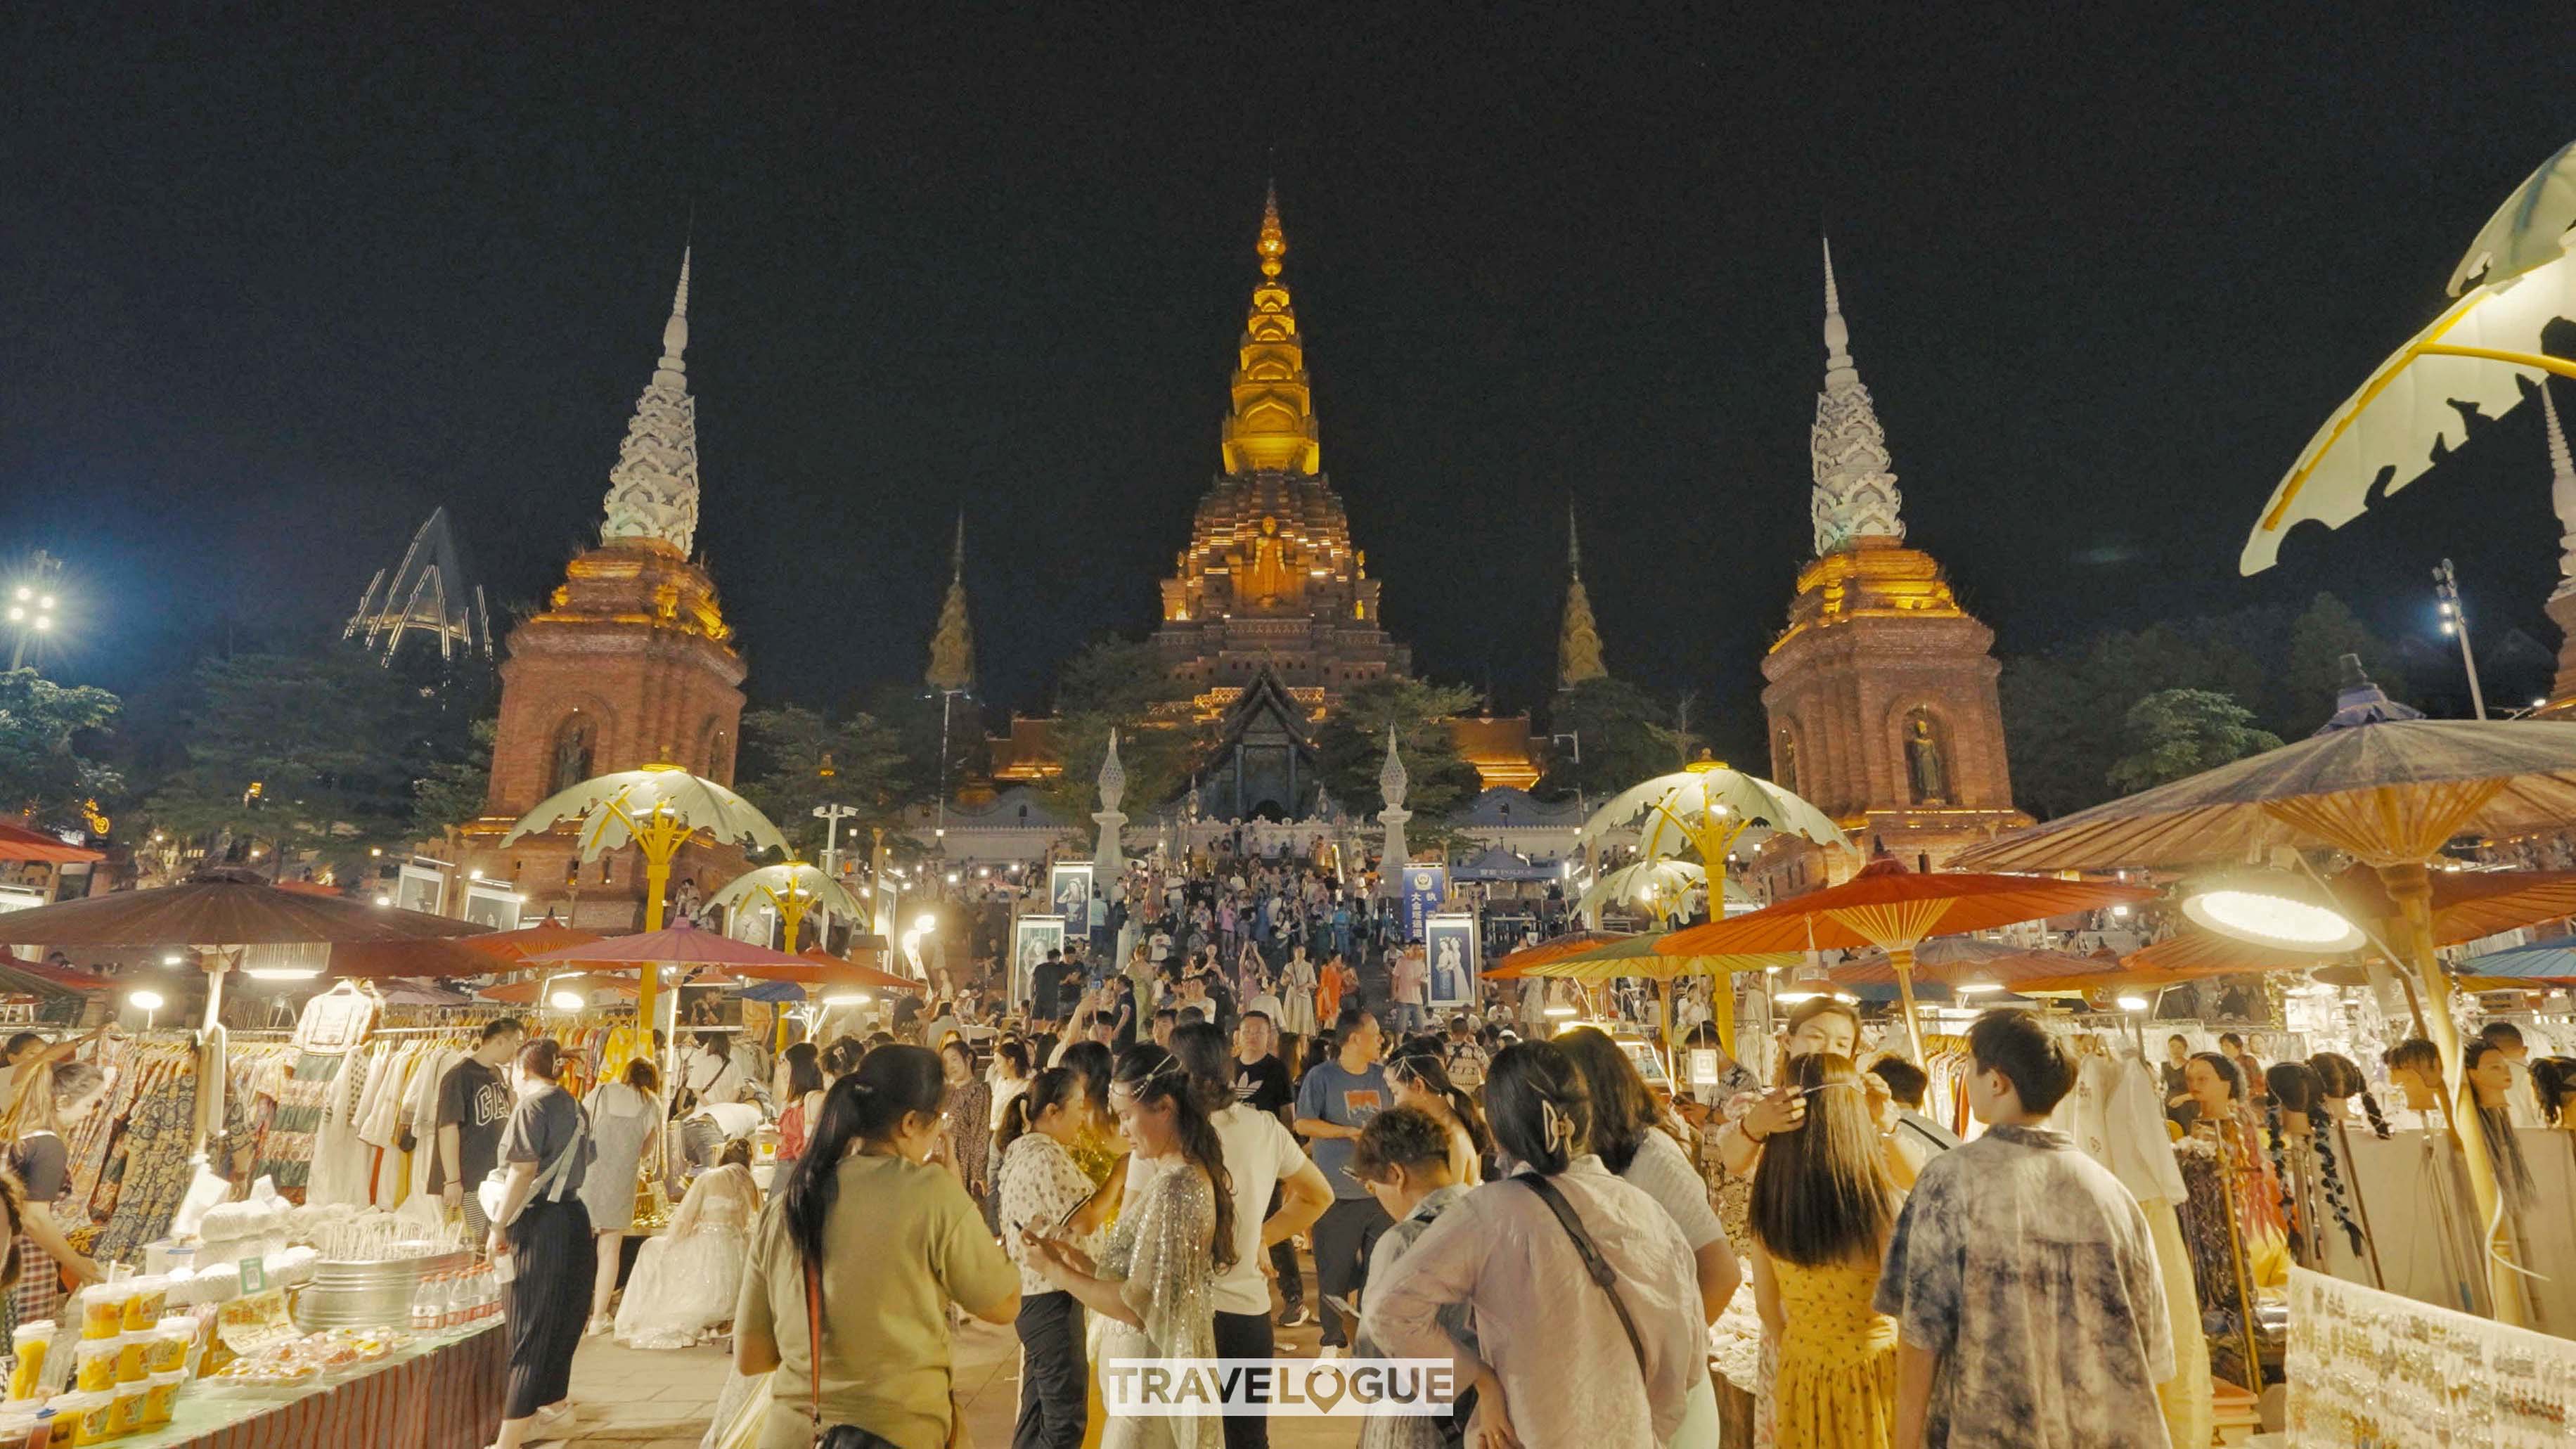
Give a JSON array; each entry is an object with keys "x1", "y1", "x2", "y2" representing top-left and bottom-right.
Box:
[{"x1": 735, "y1": 1045, "x2": 1020, "y2": 1449}]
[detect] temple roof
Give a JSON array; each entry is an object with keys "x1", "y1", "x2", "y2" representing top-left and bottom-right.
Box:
[
  {"x1": 600, "y1": 250, "x2": 702, "y2": 556},
  {"x1": 1219, "y1": 187, "x2": 1321, "y2": 475}
]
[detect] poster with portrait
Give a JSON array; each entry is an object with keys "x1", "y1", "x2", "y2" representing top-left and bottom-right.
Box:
[
  {"x1": 676, "y1": 982, "x2": 742, "y2": 1031},
  {"x1": 1048, "y1": 862, "x2": 1095, "y2": 924},
  {"x1": 1013, "y1": 915, "x2": 1067, "y2": 1010},
  {"x1": 1424, "y1": 912, "x2": 1478, "y2": 1010}
]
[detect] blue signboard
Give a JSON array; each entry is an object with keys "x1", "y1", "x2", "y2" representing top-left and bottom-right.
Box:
[{"x1": 1402, "y1": 866, "x2": 1448, "y2": 944}]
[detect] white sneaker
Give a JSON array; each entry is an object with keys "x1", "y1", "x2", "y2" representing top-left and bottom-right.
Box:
[{"x1": 1316, "y1": 1346, "x2": 1344, "y2": 1361}]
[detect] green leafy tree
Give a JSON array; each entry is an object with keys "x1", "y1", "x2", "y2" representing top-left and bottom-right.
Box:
[
  {"x1": 736, "y1": 705, "x2": 912, "y2": 857},
  {"x1": 864, "y1": 683, "x2": 987, "y2": 812},
  {"x1": 1036, "y1": 638, "x2": 1204, "y2": 821},
  {"x1": 0, "y1": 668, "x2": 124, "y2": 830},
  {"x1": 412, "y1": 716, "x2": 497, "y2": 836},
  {"x1": 1537, "y1": 676, "x2": 1696, "y2": 801},
  {"x1": 142, "y1": 645, "x2": 471, "y2": 874},
  {"x1": 1315, "y1": 676, "x2": 1486, "y2": 820},
  {"x1": 2107, "y1": 688, "x2": 2284, "y2": 793},
  {"x1": 2280, "y1": 593, "x2": 2410, "y2": 733}
]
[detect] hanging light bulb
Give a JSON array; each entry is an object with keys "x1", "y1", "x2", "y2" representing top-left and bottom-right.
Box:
[{"x1": 2179, "y1": 866, "x2": 2363, "y2": 953}]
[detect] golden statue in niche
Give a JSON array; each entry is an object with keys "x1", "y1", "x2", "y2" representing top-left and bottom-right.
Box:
[
  {"x1": 1905, "y1": 709, "x2": 1949, "y2": 804},
  {"x1": 1244, "y1": 515, "x2": 1295, "y2": 607}
]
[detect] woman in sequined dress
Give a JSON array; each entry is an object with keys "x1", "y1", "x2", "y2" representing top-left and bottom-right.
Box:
[{"x1": 1022, "y1": 1043, "x2": 1232, "y2": 1449}]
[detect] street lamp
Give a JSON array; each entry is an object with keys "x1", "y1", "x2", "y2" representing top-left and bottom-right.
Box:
[
  {"x1": 2432, "y1": 558, "x2": 2488, "y2": 720},
  {"x1": 813, "y1": 802, "x2": 858, "y2": 875},
  {"x1": 6, "y1": 551, "x2": 65, "y2": 671},
  {"x1": 928, "y1": 688, "x2": 971, "y2": 856}
]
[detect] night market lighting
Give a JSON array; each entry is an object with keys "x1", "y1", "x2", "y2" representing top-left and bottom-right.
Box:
[
  {"x1": 2117, "y1": 994, "x2": 2151, "y2": 1012},
  {"x1": 914, "y1": 914, "x2": 937, "y2": 934},
  {"x1": 2180, "y1": 872, "x2": 2364, "y2": 953},
  {"x1": 129, "y1": 990, "x2": 165, "y2": 1012},
  {"x1": 161, "y1": 954, "x2": 183, "y2": 967},
  {"x1": 821, "y1": 991, "x2": 871, "y2": 1007},
  {"x1": 243, "y1": 966, "x2": 322, "y2": 981}
]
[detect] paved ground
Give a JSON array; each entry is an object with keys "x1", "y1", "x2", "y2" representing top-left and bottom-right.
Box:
[{"x1": 547, "y1": 1292, "x2": 1353, "y2": 1448}]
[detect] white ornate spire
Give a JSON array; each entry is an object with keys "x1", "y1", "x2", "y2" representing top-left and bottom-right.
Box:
[
  {"x1": 1810, "y1": 238, "x2": 1905, "y2": 557},
  {"x1": 1097, "y1": 728, "x2": 1127, "y2": 813},
  {"x1": 2548, "y1": 382, "x2": 2576, "y2": 600},
  {"x1": 1378, "y1": 725, "x2": 1409, "y2": 811},
  {"x1": 600, "y1": 249, "x2": 702, "y2": 555}
]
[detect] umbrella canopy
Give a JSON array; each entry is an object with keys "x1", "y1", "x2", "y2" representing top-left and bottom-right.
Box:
[
  {"x1": 1489, "y1": 929, "x2": 1635, "y2": 977},
  {"x1": 2010, "y1": 931, "x2": 2332, "y2": 995},
  {"x1": 792, "y1": 947, "x2": 926, "y2": 994},
  {"x1": 1830, "y1": 936, "x2": 2108, "y2": 990},
  {"x1": 1580, "y1": 861, "x2": 1708, "y2": 922},
  {"x1": 2456, "y1": 934, "x2": 2576, "y2": 981},
  {"x1": 456, "y1": 920, "x2": 605, "y2": 967},
  {"x1": 1954, "y1": 718, "x2": 2576, "y2": 875},
  {"x1": 2330, "y1": 865, "x2": 2576, "y2": 947},
  {"x1": 523, "y1": 922, "x2": 815, "y2": 972},
  {"x1": 479, "y1": 974, "x2": 640, "y2": 1007},
  {"x1": 709, "y1": 862, "x2": 865, "y2": 917},
  {"x1": 376, "y1": 979, "x2": 477, "y2": 1007},
  {"x1": 1578, "y1": 759, "x2": 1848, "y2": 861},
  {"x1": 325, "y1": 936, "x2": 519, "y2": 980},
  {"x1": 0, "y1": 868, "x2": 487, "y2": 947},
  {"x1": 1486, "y1": 931, "x2": 1794, "y2": 983},
  {"x1": 0, "y1": 823, "x2": 105, "y2": 865},
  {"x1": 1663, "y1": 858, "x2": 2156, "y2": 956},
  {"x1": 0, "y1": 951, "x2": 112, "y2": 999},
  {"x1": 501, "y1": 764, "x2": 787, "y2": 860}
]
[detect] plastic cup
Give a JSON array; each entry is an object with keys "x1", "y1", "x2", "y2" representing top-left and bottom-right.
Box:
[
  {"x1": 117, "y1": 1279, "x2": 165, "y2": 1334},
  {"x1": 78, "y1": 1289, "x2": 126, "y2": 1341},
  {"x1": 8, "y1": 1320, "x2": 53, "y2": 1401},
  {"x1": 112, "y1": 1335, "x2": 146, "y2": 1386},
  {"x1": 71, "y1": 1340, "x2": 116, "y2": 1394},
  {"x1": 140, "y1": 1372, "x2": 181, "y2": 1428},
  {"x1": 143, "y1": 1325, "x2": 191, "y2": 1377},
  {"x1": 105, "y1": 1385, "x2": 143, "y2": 1438},
  {"x1": 50, "y1": 1391, "x2": 108, "y2": 1447}
]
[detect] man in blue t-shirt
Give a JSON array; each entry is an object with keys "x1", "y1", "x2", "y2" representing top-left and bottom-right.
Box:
[{"x1": 1294, "y1": 1005, "x2": 1391, "y2": 1355}]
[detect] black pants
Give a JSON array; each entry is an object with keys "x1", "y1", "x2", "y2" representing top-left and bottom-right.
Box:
[
  {"x1": 1213, "y1": 1310, "x2": 1274, "y2": 1449},
  {"x1": 505, "y1": 1198, "x2": 596, "y2": 1419},
  {"x1": 1013, "y1": 1289, "x2": 1086, "y2": 1449},
  {"x1": 1310, "y1": 1196, "x2": 1390, "y2": 1348},
  {"x1": 1264, "y1": 1184, "x2": 1303, "y2": 1311}
]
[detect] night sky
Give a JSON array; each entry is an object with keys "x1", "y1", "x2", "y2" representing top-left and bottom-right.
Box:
[{"x1": 13, "y1": 7, "x2": 2576, "y2": 761}]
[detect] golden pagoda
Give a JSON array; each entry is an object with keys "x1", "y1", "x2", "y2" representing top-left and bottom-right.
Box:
[
  {"x1": 926, "y1": 510, "x2": 976, "y2": 693},
  {"x1": 1154, "y1": 188, "x2": 1409, "y2": 713},
  {"x1": 1558, "y1": 503, "x2": 1606, "y2": 688}
]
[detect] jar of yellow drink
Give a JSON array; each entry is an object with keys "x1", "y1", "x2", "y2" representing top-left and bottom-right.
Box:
[
  {"x1": 117, "y1": 1278, "x2": 167, "y2": 1334},
  {"x1": 114, "y1": 1334, "x2": 150, "y2": 1386},
  {"x1": 72, "y1": 1340, "x2": 117, "y2": 1394},
  {"x1": 143, "y1": 1322, "x2": 193, "y2": 1377},
  {"x1": 105, "y1": 1384, "x2": 144, "y2": 1438},
  {"x1": 51, "y1": 1391, "x2": 108, "y2": 1446},
  {"x1": 140, "y1": 1371, "x2": 182, "y2": 1428},
  {"x1": 8, "y1": 1320, "x2": 53, "y2": 1400},
  {"x1": 78, "y1": 1289, "x2": 127, "y2": 1341}
]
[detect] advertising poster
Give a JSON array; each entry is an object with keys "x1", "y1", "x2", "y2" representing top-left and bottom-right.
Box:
[
  {"x1": 1048, "y1": 861, "x2": 1095, "y2": 923},
  {"x1": 1014, "y1": 915, "x2": 1067, "y2": 1009},
  {"x1": 1424, "y1": 912, "x2": 1478, "y2": 1010},
  {"x1": 1402, "y1": 866, "x2": 1448, "y2": 944}
]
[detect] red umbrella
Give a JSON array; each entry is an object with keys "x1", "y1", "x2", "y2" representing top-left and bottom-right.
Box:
[
  {"x1": 1661, "y1": 854, "x2": 2156, "y2": 1060},
  {"x1": 523, "y1": 921, "x2": 819, "y2": 972},
  {"x1": 456, "y1": 920, "x2": 605, "y2": 967},
  {"x1": 0, "y1": 823, "x2": 105, "y2": 865}
]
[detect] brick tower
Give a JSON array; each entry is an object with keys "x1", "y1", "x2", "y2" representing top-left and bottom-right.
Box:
[
  {"x1": 454, "y1": 252, "x2": 751, "y2": 929},
  {"x1": 1758, "y1": 241, "x2": 2027, "y2": 894}
]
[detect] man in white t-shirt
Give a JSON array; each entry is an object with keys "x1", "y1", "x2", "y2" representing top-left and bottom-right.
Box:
[
  {"x1": 1172, "y1": 1022, "x2": 1331, "y2": 1448},
  {"x1": 682, "y1": 1032, "x2": 745, "y2": 1107}
]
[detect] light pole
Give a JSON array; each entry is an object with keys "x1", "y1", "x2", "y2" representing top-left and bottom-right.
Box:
[
  {"x1": 2433, "y1": 558, "x2": 2489, "y2": 720},
  {"x1": 1551, "y1": 730, "x2": 1592, "y2": 914},
  {"x1": 6, "y1": 550, "x2": 64, "y2": 671},
  {"x1": 813, "y1": 803, "x2": 858, "y2": 875},
  {"x1": 929, "y1": 688, "x2": 970, "y2": 856}
]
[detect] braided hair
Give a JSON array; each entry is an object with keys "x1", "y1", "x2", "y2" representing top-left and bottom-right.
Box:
[
  {"x1": 2272, "y1": 1062, "x2": 2364, "y2": 1257},
  {"x1": 2260, "y1": 1078, "x2": 2304, "y2": 1260},
  {"x1": 2308, "y1": 1051, "x2": 2388, "y2": 1140}
]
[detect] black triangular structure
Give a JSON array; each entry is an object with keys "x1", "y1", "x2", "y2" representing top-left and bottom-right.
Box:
[{"x1": 1199, "y1": 662, "x2": 1322, "y2": 821}]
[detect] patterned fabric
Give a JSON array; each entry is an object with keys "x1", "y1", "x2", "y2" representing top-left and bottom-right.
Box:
[
  {"x1": 5, "y1": 1235, "x2": 60, "y2": 1344},
  {"x1": 94, "y1": 1077, "x2": 252, "y2": 1266},
  {"x1": 1772, "y1": 1256, "x2": 1897, "y2": 1449},
  {"x1": 946, "y1": 1078, "x2": 992, "y2": 1197},
  {"x1": 998, "y1": 1133, "x2": 1101, "y2": 1298},
  {"x1": 1872, "y1": 1125, "x2": 2173, "y2": 1449},
  {"x1": 1095, "y1": 1164, "x2": 1221, "y2": 1449}
]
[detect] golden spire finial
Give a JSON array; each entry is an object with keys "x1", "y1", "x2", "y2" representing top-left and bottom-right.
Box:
[{"x1": 1258, "y1": 181, "x2": 1286, "y2": 281}]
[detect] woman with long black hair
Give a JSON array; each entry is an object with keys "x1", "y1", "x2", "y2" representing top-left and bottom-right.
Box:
[
  {"x1": 1748, "y1": 1052, "x2": 1899, "y2": 1449},
  {"x1": 1021, "y1": 1043, "x2": 1234, "y2": 1449},
  {"x1": 1386, "y1": 1049, "x2": 1494, "y2": 1185},
  {"x1": 486, "y1": 1038, "x2": 598, "y2": 1449},
  {"x1": 734, "y1": 1045, "x2": 1019, "y2": 1449},
  {"x1": 1363, "y1": 1040, "x2": 1708, "y2": 1449}
]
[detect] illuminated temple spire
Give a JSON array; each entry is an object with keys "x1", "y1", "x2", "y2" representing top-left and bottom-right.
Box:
[
  {"x1": 1218, "y1": 186, "x2": 1321, "y2": 475},
  {"x1": 1810, "y1": 238, "x2": 1905, "y2": 557},
  {"x1": 600, "y1": 249, "x2": 702, "y2": 555},
  {"x1": 1558, "y1": 501, "x2": 1606, "y2": 687},
  {"x1": 927, "y1": 510, "x2": 977, "y2": 692}
]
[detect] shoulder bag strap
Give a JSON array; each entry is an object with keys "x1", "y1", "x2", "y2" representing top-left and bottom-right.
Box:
[{"x1": 1513, "y1": 1173, "x2": 1649, "y2": 1380}]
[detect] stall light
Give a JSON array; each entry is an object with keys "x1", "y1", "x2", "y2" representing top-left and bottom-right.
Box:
[
  {"x1": 1953, "y1": 972, "x2": 2005, "y2": 996},
  {"x1": 2116, "y1": 994, "x2": 2151, "y2": 1012},
  {"x1": 243, "y1": 967, "x2": 323, "y2": 981},
  {"x1": 820, "y1": 991, "x2": 871, "y2": 1007},
  {"x1": 946, "y1": 872, "x2": 960, "y2": 884},
  {"x1": 129, "y1": 990, "x2": 165, "y2": 1012},
  {"x1": 373, "y1": 894, "x2": 392, "y2": 907},
  {"x1": 1775, "y1": 955, "x2": 1834, "y2": 1004},
  {"x1": 160, "y1": 953, "x2": 184, "y2": 967},
  {"x1": 2179, "y1": 870, "x2": 2363, "y2": 953},
  {"x1": 1542, "y1": 1004, "x2": 1578, "y2": 1018},
  {"x1": 914, "y1": 914, "x2": 937, "y2": 934},
  {"x1": 548, "y1": 988, "x2": 586, "y2": 1011}
]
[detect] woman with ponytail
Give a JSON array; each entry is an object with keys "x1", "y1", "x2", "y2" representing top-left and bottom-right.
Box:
[
  {"x1": 735, "y1": 1045, "x2": 1019, "y2": 1449},
  {"x1": 1363, "y1": 1040, "x2": 1711, "y2": 1449},
  {"x1": 1387, "y1": 1049, "x2": 1495, "y2": 1186},
  {"x1": 996, "y1": 1068, "x2": 1112, "y2": 1449},
  {"x1": 4, "y1": 1060, "x2": 105, "y2": 1337},
  {"x1": 1021, "y1": 1043, "x2": 1232, "y2": 1449}
]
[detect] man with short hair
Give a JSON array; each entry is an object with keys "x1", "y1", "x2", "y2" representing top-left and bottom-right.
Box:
[
  {"x1": 1879, "y1": 1009, "x2": 2172, "y2": 1448},
  {"x1": 1439, "y1": 1013, "x2": 1488, "y2": 1090},
  {"x1": 1232, "y1": 1010, "x2": 1311, "y2": 1327},
  {"x1": 1388, "y1": 944, "x2": 1428, "y2": 1037},
  {"x1": 434, "y1": 1017, "x2": 525, "y2": 1237},
  {"x1": 1293, "y1": 1005, "x2": 1393, "y2": 1356},
  {"x1": 1032, "y1": 948, "x2": 1068, "y2": 1024},
  {"x1": 1150, "y1": 1007, "x2": 1179, "y2": 1050},
  {"x1": 1868, "y1": 1056, "x2": 1962, "y2": 1179}
]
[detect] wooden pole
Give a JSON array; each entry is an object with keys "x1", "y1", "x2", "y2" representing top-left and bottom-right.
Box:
[{"x1": 1890, "y1": 942, "x2": 1929, "y2": 1065}]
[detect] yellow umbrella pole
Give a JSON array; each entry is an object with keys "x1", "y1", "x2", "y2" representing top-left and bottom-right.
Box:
[
  {"x1": 1889, "y1": 942, "x2": 1929, "y2": 1065},
  {"x1": 2381, "y1": 861, "x2": 2525, "y2": 1326},
  {"x1": 631, "y1": 806, "x2": 695, "y2": 1038}
]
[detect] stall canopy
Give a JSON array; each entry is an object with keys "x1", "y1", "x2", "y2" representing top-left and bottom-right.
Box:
[
  {"x1": 0, "y1": 950, "x2": 112, "y2": 998},
  {"x1": 457, "y1": 919, "x2": 605, "y2": 967},
  {"x1": 0, "y1": 822, "x2": 105, "y2": 865},
  {"x1": 1452, "y1": 847, "x2": 1557, "y2": 882},
  {"x1": 0, "y1": 868, "x2": 487, "y2": 949}
]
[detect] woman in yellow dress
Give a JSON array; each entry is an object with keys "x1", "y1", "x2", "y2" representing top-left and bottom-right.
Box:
[{"x1": 1747, "y1": 1052, "x2": 1900, "y2": 1449}]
